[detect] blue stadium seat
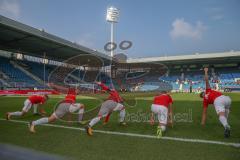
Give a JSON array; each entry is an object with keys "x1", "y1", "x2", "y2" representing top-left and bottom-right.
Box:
[{"x1": 0, "y1": 58, "x2": 39, "y2": 88}]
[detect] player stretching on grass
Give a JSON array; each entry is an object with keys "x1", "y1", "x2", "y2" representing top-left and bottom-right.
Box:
[
  {"x1": 6, "y1": 94, "x2": 49, "y2": 120},
  {"x1": 29, "y1": 91, "x2": 84, "y2": 133},
  {"x1": 200, "y1": 68, "x2": 231, "y2": 138},
  {"x1": 150, "y1": 91, "x2": 173, "y2": 137},
  {"x1": 85, "y1": 82, "x2": 126, "y2": 136}
]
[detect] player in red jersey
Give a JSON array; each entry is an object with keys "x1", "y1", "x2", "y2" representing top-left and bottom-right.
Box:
[
  {"x1": 85, "y1": 82, "x2": 126, "y2": 136},
  {"x1": 6, "y1": 94, "x2": 49, "y2": 120},
  {"x1": 200, "y1": 68, "x2": 231, "y2": 138},
  {"x1": 150, "y1": 91, "x2": 173, "y2": 137},
  {"x1": 29, "y1": 89, "x2": 85, "y2": 133}
]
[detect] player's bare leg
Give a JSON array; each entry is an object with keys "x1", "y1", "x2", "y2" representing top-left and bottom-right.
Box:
[
  {"x1": 29, "y1": 114, "x2": 57, "y2": 133},
  {"x1": 225, "y1": 108, "x2": 230, "y2": 119}
]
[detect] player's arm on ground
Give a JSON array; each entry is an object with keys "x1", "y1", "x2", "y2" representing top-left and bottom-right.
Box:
[
  {"x1": 168, "y1": 103, "x2": 173, "y2": 127},
  {"x1": 150, "y1": 112, "x2": 154, "y2": 125},
  {"x1": 204, "y1": 67, "x2": 211, "y2": 89},
  {"x1": 168, "y1": 95, "x2": 173, "y2": 126},
  {"x1": 38, "y1": 98, "x2": 47, "y2": 116},
  {"x1": 38, "y1": 104, "x2": 47, "y2": 116},
  {"x1": 201, "y1": 104, "x2": 208, "y2": 125}
]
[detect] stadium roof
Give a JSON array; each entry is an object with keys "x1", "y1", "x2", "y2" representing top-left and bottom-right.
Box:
[
  {"x1": 127, "y1": 51, "x2": 240, "y2": 65},
  {"x1": 0, "y1": 15, "x2": 111, "y2": 65}
]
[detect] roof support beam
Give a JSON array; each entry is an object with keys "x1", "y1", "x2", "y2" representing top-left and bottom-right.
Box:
[{"x1": 0, "y1": 35, "x2": 32, "y2": 45}]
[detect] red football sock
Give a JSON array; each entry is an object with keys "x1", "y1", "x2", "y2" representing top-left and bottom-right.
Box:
[{"x1": 104, "y1": 113, "x2": 112, "y2": 123}]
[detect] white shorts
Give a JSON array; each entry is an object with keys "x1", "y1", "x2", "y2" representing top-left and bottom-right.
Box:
[
  {"x1": 151, "y1": 104, "x2": 168, "y2": 125},
  {"x1": 98, "y1": 100, "x2": 124, "y2": 117},
  {"x1": 22, "y1": 99, "x2": 33, "y2": 112},
  {"x1": 113, "y1": 103, "x2": 124, "y2": 111},
  {"x1": 69, "y1": 103, "x2": 83, "y2": 113},
  {"x1": 214, "y1": 95, "x2": 231, "y2": 114}
]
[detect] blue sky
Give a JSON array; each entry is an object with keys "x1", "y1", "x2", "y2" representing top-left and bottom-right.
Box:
[{"x1": 0, "y1": 0, "x2": 239, "y2": 58}]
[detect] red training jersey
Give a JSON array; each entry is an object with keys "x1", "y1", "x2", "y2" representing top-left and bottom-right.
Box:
[
  {"x1": 67, "y1": 88, "x2": 76, "y2": 95},
  {"x1": 203, "y1": 88, "x2": 222, "y2": 108},
  {"x1": 153, "y1": 94, "x2": 173, "y2": 108},
  {"x1": 28, "y1": 95, "x2": 46, "y2": 104},
  {"x1": 64, "y1": 94, "x2": 76, "y2": 103},
  {"x1": 98, "y1": 82, "x2": 123, "y2": 103}
]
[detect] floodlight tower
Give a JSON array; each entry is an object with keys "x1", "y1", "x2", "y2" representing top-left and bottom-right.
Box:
[{"x1": 106, "y1": 6, "x2": 119, "y2": 57}]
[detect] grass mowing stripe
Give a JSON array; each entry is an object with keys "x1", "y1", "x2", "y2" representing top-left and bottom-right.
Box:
[{"x1": 1, "y1": 118, "x2": 239, "y2": 148}]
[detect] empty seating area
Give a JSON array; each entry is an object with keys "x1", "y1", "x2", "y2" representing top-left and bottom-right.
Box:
[
  {"x1": 0, "y1": 56, "x2": 110, "y2": 89},
  {"x1": 0, "y1": 55, "x2": 239, "y2": 92},
  {"x1": 0, "y1": 57, "x2": 40, "y2": 88},
  {"x1": 22, "y1": 61, "x2": 55, "y2": 81}
]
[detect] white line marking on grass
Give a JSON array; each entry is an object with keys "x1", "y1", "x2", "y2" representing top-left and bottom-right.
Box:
[{"x1": 1, "y1": 119, "x2": 240, "y2": 148}]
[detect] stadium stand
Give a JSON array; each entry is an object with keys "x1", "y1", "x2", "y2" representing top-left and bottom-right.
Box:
[
  {"x1": 0, "y1": 15, "x2": 240, "y2": 93},
  {"x1": 1, "y1": 51, "x2": 240, "y2": 93},
  {"x1": 21, "y1": 61, "x2": 54, "y2": 81},
  {"x1": 127, "y1": 52, "x2": 240, "y2": 92},
  {"x1": 0, "y1": 57, "x2": 40, "y2": 88},
  {"x1": 158, "y1": 67, "x2": 240, "y2": 92}
]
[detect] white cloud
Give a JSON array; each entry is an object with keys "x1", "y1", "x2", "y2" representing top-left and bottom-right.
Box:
[
  {"x1": 212, "y1": 14, "x2": 224, "y2": 20},
  {"x1": 206, "y1": 7, "x2": 225, "y2": 21},
  {"x1": 208, "y1": 7, "x2": 223, "y2": 13},
  {"x1": 170, "y1": 18, "x2": 206, "y2": 40},
  {"x1": 0, "y1": 0, "x2": 20, "y2": 19}
]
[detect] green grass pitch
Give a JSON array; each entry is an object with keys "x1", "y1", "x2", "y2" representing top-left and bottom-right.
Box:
[{"x1": 0, "y1": 92, "x2": 240, "y2": 160}]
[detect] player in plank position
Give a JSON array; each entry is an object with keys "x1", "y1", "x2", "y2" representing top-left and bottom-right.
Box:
[
  {"x1": 200, "y1": 68, "x2": 231, "y2": 138},
  {"x1": 85, "y1": 82, "x2": 126, "y2": 136},
  {"x1": 6, "y1": 94, "x2": 49, "y2": 120},
  {"x1": 150, "y1": 91, "x2": 173, "y2": 137},
  {"x1": 29, "y1": 90, "x2": 84, "y2": 133}
]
